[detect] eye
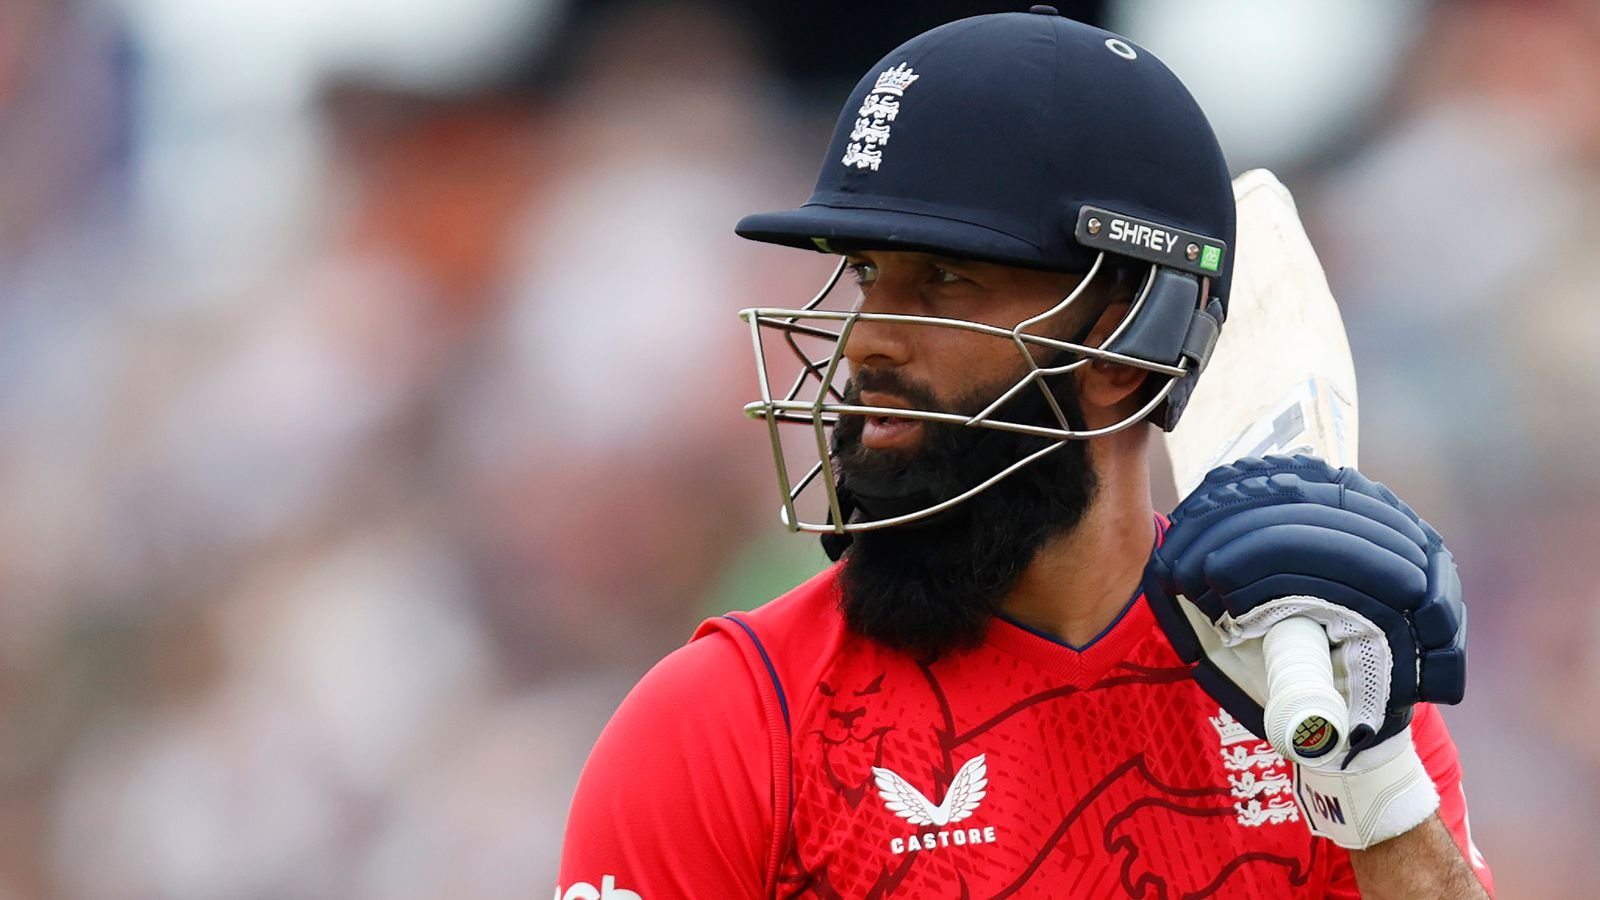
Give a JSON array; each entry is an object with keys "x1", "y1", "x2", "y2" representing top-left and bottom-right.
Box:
[
  {"x1": 853, "y1": 673, "x2": 885, "y2": 696},
  {"x1": 846, "y1": 261, "x2": 877, "y2": 286},
  {"x1": 931, "y1": 267, "x2": 962, "y2": 285}
]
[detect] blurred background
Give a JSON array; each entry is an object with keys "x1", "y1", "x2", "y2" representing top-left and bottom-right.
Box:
[{"x1": 1, "y1": 0, "x2": 1596, "y2": 896}]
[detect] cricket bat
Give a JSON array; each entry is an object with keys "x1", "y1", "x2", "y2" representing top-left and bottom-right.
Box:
[{"x1": 1162, "y1": 169, "x2": 1358, "y2": 766}]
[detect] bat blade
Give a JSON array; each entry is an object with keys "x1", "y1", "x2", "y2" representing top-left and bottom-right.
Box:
[
  {"x1": 1161, "y1": 169, "x2": 1360, "y2": 767},
  {"x1": 1164, "y1": 169, "x2": 1358, "y2": 497}
]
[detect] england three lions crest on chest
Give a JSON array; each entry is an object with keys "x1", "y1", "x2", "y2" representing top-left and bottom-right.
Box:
[{"x1": 1211, "y1": 708, "x2": 1299, "y2": 827}]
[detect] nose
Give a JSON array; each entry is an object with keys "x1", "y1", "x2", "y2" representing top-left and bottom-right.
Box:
[
  {"x1": 841, "y1": 281, "x2": 915, "y2": 371},
  {"x1": 829, "y1": 706, "x2": 866, "y2": 730}
]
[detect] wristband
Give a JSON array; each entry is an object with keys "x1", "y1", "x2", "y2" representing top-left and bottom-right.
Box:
[{"x1": 1293, "y1": 726, "x2": 1438, "y2": 849}]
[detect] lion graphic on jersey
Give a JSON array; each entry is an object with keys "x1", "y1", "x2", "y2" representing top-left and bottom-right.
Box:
[
  {"x1": 1098, "y1": 757, "x2": 1315, "y2": 899},
  {"x1": 814, "y1": 672, "x2": 895, "y2": 809}
]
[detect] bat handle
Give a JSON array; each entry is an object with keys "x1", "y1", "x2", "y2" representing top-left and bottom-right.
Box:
[{"x1": 1262, "y1": 614, "x2": 1349, "y2": 766}]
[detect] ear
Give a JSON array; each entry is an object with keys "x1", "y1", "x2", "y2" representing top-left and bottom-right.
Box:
[{"x1": 1076, "y1": 300, "x2": 1149, "y2": 417}]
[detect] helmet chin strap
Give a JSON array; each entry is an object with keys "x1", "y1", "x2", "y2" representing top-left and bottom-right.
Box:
[{"x1": 822, "y1": 353, "x2": 1081, "y2": 561}]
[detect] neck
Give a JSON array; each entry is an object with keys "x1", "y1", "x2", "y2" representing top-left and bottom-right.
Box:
[{"x1": 1000, "y1": 426, "x2": 1155, "y2": 647}]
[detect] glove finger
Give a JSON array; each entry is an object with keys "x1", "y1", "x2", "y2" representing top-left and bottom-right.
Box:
[
  {"x1": 1200, "y1": 524, "x2": 1429, "y2": 615},
  {"x1": 1177, "y1": 457, "x2": 1433, "y2": 557},
  {"x1": 1164, "y1": 505, "x2": 1427, "y2": 612},
  {"x1": 1166, "y1": 469, "x2": 1429, "y2": 568},
  {"x1": 1165, "y1": 490, "x2": 1423, "y2": 578},
  {"x1": 1335, "y1": 465, "x2": 1425, "y2": 527},
  {"x1": 1164, "y1": 469, "x2": 1341, "y2": 555},
  {"x1": 1328, "y1": 484, "x2": 1432, "y2": 553}
]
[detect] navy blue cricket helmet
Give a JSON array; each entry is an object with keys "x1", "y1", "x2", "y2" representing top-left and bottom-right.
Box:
[{"x1": 735, "y1": 7, "x2": 1236, "y2": 538}]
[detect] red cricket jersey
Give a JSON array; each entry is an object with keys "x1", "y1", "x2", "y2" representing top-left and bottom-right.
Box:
[{"x1": 559, "y1": 565, "x2": 1492, "y2": 899}]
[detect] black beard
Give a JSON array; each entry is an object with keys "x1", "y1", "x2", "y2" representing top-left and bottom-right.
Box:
[{"x1": 832, "y1": 368, "x2": 1099, "y2": 661}]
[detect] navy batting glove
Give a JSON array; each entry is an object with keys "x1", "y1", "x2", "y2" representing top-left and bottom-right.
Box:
[{"x1": 1148, "y1": 455, "x2": 1466, "y2": 757}]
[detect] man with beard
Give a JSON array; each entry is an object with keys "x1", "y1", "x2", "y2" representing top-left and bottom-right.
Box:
[
  {"x1": 558, "y1": 10, "x2": 1492, "y2": 899},
  {"x1": 830, "y1": 338, "x2": 1103, "y2": 662}
]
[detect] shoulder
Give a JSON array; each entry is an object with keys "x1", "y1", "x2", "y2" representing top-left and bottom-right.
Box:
[
  {"x1": 694, "y1": 563, "x2": 852, "y2": 716},
  {"x1": 574, "y1": 630, "x2": 766, "y2": 796},
  {"x1": 578, "y1": 562, "x2": 847, "y2": 771},
  {"x1": 561, "y1": 566, "x2": 850, "y2": 895},
  {"x1": 560, "y1": 631, "x2": 774, "y2": 894},
  {"x1": 604, "y1": 557, "x2": 842, "y2": 715}
]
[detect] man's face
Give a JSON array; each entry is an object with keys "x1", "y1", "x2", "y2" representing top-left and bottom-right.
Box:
[
  {"x1": 838, "y1": 251, "x2": 1099, "y2": 453},
  {"x1": 828, "y1": 250, "x2": 1112, "y2": 659}
]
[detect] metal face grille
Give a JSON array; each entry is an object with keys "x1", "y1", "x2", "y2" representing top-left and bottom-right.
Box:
[{"x1": 738, "y1": 253, "x2": 1189, "y2": 535}]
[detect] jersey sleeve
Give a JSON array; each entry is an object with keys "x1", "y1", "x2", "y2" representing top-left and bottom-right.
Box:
[
  {"x1": 557, "y1": 631, "x2": 773, "y2": 899},
  {"x1": 1321, "y1": 702, "x2": 1494, "y2": 898}
]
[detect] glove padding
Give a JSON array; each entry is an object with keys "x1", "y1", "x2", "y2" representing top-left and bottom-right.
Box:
[{"x1": 1148, "y1": 455, "x2": 1467, "y2": 760}]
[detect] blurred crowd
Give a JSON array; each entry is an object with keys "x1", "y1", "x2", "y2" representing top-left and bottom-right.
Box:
[{"x1": 0, "y1": 0, "x2": 1596, "y2": 897}]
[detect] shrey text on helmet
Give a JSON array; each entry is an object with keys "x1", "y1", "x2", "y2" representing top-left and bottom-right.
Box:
[{"x1": 1107, "y1": 219, "x2": 1183, "y2": 254}]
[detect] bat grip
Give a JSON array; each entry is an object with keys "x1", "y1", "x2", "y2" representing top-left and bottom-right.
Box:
[{"x1": 1262, "y1": 614, "x2": 1349, "y2": 766}]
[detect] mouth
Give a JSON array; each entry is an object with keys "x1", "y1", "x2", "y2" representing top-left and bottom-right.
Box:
[{"x1": 857, "y1": 392, "x2": 923, "y2": 450}]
